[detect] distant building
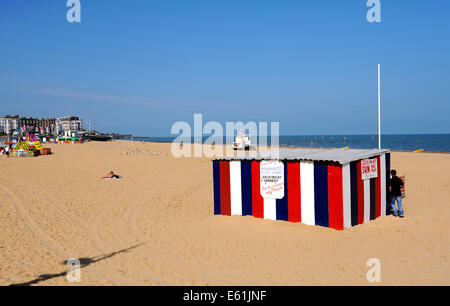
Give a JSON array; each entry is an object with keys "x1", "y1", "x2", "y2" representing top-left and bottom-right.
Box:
[
  {"x1": 0, "y1": 115, "x2": 21, "y2": 134},
  {"x1": 0, "y1": 117, "x2": 5, "y2": 133},
  {"x1": 20, "y1": 116, "x2": 56, "y2": 135},
  {"x1": 1, "y1": 114, "x2": 83, "y2": 136},
  {"x1": 41, "y1": 118, "x2": 57, "y2": 135},
  {"x1": 56, "y1": 116, "x2": 83, "y2": 135}
]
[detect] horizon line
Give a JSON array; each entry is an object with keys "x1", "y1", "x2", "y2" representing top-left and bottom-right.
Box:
[{"x1": 128, "y1": 133, "x2": 450, "y2": 138}]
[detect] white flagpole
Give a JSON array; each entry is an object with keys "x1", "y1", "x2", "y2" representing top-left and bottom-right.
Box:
[{"x1": 378, "y1": 64, "x2": 381, "y2": 151}]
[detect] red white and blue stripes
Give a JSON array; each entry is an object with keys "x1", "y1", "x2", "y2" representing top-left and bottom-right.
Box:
[{"x1": 213, "y1": 153, "x2": 391, "y2": 230}]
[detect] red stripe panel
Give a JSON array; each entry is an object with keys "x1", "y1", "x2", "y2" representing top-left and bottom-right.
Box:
[
  {"x1": 219, "y1": 161, "x2": 231, "y2": 216},
  {"x1": 251, "y1": 161, "x2": 264, "y2": 218},
  {"x1": 356, "y1": 160, "x2": 365, "y2": 224},
  {"x1": 328, "y1": 164, "x2": 344, "y2": 230},
  {"x1": 287, "y1": 161, "x2": 301, "y2": 222},
  {"x1": 375, "y1": 156, "x2": 381, "y2": 218}
]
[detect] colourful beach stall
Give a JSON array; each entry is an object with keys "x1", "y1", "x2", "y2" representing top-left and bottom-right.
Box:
[{"x1": 212, "y1": 148, "x2": 391, "y2": 230}]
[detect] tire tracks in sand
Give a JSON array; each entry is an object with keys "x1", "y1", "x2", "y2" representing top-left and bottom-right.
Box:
[
  {"x1": 113, "y1": 180, "x2": 246, "y2": 285},
  {"x1": 0, "y1": 176, "x2": 139, "y2": 285},
  {"x1": 2, "y1": 171, "x2": 247, "y2": 284}
]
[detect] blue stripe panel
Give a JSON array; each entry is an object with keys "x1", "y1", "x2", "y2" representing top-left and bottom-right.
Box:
[
  {"x1": 213, "y1": 160, "x2": 221, "y2": 215},
  {"x1": 276, "y1": 161, "x2": 289, "y2": 221},
  {"x1": 350, "y1": 161, "x2": 359, "y2": 226},
  {"x1": 385, "y1": 153, "x2": 391, "y2": 215},
  {"x1": 314, "y1": 162, "x2": 329, "y2": 227},
  {"x1": 240, "y1": 161, "x2": 253, "y2": 216}
]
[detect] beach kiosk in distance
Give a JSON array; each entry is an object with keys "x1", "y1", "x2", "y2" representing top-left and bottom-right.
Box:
[
  {"x1": 233, "y1": 133, "x2": 252, "y2": 150},
  {"x1": 212, "y1": 148, "x2": 391, "y2": 230},
  {"x1": 57, "y1": 130, "x2": 81, "y2": 144}
]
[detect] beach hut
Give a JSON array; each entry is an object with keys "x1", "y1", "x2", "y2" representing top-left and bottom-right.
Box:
[{"x1": 212, "y1": 148, "x2": 391, "y2": 230}]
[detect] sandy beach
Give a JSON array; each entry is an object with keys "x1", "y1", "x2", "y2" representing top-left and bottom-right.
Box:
[{"x1": 0, "y1": 141, "x2": 449, "y2": 286}]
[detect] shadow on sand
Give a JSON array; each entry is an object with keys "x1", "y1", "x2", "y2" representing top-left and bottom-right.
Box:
[{"x1": 9, "y1": 243, "x2": 144, "y2": 286}]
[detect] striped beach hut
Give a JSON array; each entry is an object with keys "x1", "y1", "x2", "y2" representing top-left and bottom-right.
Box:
[{"x1": 212, "y1": 148, "x2": 391, "y2": 230}]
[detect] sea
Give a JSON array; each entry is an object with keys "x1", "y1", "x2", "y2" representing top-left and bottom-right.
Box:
[{"x1": 126, "y1": 134, "x2": 450, "y2": 153}]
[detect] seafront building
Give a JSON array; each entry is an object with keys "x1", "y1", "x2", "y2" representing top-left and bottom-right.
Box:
[
  {"x1": 55, "y1": 116, "x2": 83, "y2": 135},
  {"x1": 0, "y1": 114, "x2": 84, "y2": 136},
  {"x1": 20, "y1": 117, "x2": 56, "y2": 135},
  {"x1": 0, "y1": 115, "x2": 21, "y2": 134}
]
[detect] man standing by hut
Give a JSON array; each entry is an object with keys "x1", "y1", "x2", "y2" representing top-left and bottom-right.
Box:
[{"x1": 389, "y1": 169, "x2": 405, "y2": 218}]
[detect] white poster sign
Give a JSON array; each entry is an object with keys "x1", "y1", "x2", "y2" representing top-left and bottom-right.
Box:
[
  {"x1": 260, "y1": 161, "x2": 284, "y2": 199},
  {"x1": 361, "y1": 159, "x2": 378, "y2": 180}
]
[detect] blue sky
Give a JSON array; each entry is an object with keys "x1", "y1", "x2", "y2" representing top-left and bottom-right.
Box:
[{"x1": 0, "y1": 0, "x2": 449, "y2": 136}]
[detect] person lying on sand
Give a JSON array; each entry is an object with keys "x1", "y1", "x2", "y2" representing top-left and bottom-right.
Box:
[{"x1": 102, "y1": 171, "x2": 121, "y2": 179}]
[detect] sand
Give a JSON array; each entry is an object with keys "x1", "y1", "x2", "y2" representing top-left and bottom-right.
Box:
[{"x1": 0, "y1": 141, "x2": 449, "y2": 286}]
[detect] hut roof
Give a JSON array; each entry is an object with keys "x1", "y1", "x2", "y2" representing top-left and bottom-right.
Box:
[{"x1": 217, "y1": 148, "x2": 390, "y2": 165}]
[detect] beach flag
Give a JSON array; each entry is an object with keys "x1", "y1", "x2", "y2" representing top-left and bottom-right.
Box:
[{"x1": 213, "y1": 153, "x2": 390, "y2": 230}]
